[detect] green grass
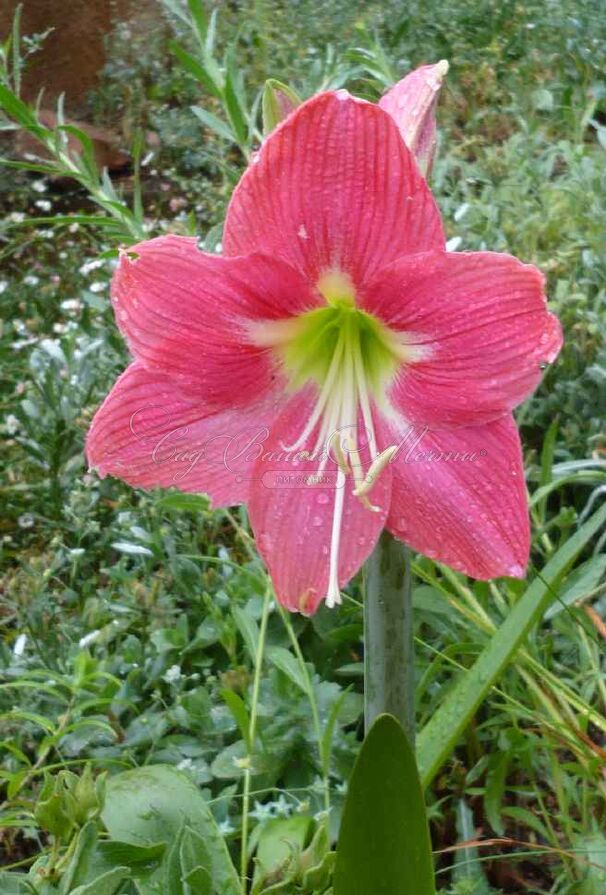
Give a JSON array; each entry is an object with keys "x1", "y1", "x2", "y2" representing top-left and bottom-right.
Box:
[{"x1": 1, "y1": 1, "x2": 605, "y2": 892}]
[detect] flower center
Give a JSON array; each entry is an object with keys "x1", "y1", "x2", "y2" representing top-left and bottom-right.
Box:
[{"x1": 251, "y1": 271, "x2": 414, "y2": 609}]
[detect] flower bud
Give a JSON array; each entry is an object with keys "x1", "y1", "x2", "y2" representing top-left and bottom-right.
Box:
[
  {"x1": 379, "y1": 60, "x2": 449, "y2": 177},
  {"x1": 262, "y1": 79, "x2": 301, "y2": 135}
]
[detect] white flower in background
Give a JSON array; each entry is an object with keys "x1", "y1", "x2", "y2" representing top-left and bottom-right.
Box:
[
  {"x1": 9, "y1": 212, "x2": 25, "y2": 223},
  {"x1": 34, "y1": 199, "x2": 52, "y2": 212},
  {"x1": 89, "y1": 281, "x2": 107, "y2": 293},
  {"x1": 32, "y1": 179, "x2": 48, "y2": 193},
  {"x1": 5, "y1": 414, "x2": 20, "y2": 435},
  {"x1": 163, "y1": 664, "x2": 182, "y2": 684},
  {"x1": 13, "y1": 634, "x2": 27, "y2": 657},
  {"x1": 61, "y1": 299, "x2": 81, "y2": 313},
  {"x1": 250, "y1": 801, "x2": 274, "y2": 822},
  {"x1": 18, "y1": 514, "x2": 35, "y2": 529},
  {"x1": 177, "y1": 758, "x2": 195, "y2": 771},
  {"x1": 0, "y1": 281, "x2": 8, "y2": 294},
  {"x1": 218, "y1": 819, "x2": 235, "y2": 835},
  {"x1": 272, "y1": 794, "x2": 292, "y2": 817},
  {"x1": 446, "y1": 236, "x2": 462, "y2": 252},
  {"x1": 23, "y1": 275, "x2": 39, "y2": 286},
  {"x1": 79, "y1": 259, "x2": 104, "y2": 276},
  {"x1": 79, "y1": 630, "x2": 101, "y2": 649}
]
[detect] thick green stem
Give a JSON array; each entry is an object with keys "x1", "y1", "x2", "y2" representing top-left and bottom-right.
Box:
[{"x1": 364, "y1": 532, "x2": 415, "y2": 745}]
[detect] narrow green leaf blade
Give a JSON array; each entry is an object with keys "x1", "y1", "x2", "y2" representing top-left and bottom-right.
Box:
[
  {"x1": 334, "y1": 714, "x2": 436, "y2": 895},
  {"x1": 417, "y1": 503, "x2": 606, "y2": 787},
  {"x1": 266, "y1": 646, "x2": 307, "y2": 693}
]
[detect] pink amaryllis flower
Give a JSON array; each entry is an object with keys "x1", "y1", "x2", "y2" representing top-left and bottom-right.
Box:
[{"x1": 87, "y1": 85, "x2": 562, "y2": 615}]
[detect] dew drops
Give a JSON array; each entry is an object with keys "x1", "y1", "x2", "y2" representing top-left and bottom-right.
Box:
[{"x1": 258, "y1": 533, "x2": 272, "y2": 552}]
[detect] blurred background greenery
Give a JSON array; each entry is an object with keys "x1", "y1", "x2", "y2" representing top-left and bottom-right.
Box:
[{"x1": 1, "y1": 1, "x2": 605, "y2": 892}]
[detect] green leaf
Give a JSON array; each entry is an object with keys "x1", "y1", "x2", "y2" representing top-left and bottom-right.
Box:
[
  {"x1": 320, "y1": 688, "x2": 351, "y2": 778},
  {"x1": 0, "y1": 872, "x2": 32, "y2": 894},
  {"x1": 452, "y1": 800, "x2": 492, "y2": 892},
  {"x1": 157, "y1": 492, "x2": 210, "y2": 513},
  {"x1": 187, "y1": 0, "x2": 209, "y2": 47},
  {"x1": 221, "y1": 689, "x2": 251, "y2": 750},
  {"x1": 171, "y1": 42, "x2": 223, "y2": 99},
  {"x1": 224, "y1": 58, "x2": 249, "y2": 148},
  {"x1": 333, "y1": 714, "x2": 436, "y2": 895},
  {"x1": 102, "y1": 765, "x2": 241, "y2": 895},
  {"x1": 70, "y1": 866, "x2": 131, "y2": 895},
  {"x1": 575, "y1": 833, "x2": 606, "y2": 894},
  {"x1": 252, "y1": 816, "x2": 312, "y2": 890},
  {"x1": 181, "y1": 827, "x2": 214, "y2": 895},
  {"x1": 266, "y1": 646, "x2": 308, "y2": 693},
  {"x1": 59, "y1": 821, "x2": 98, "y2": 893},
  {"x1": 544, "y1": 554, "x2": 606, "y2": 619},
  {"x1": 232, "y1": 605, "x2": 259, "y2": 660},
  {"x1": 417, "y1": 503, "x2": 606, "y2": 787},
  {"x1": 191, "y1": 105, "x2": 235, "y2": 143},
  {"x1": 0, "y1": 82, "x2": 40, "y2": 128}
]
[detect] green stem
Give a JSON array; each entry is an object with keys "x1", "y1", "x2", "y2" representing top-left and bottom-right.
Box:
[
  {"x1": 364, "y1": 532, "x2": 415, "y2": 745},
  {"x1": 240, "y1": 585, "x2": 272, "y2": 891},
  {"x1": 278, "y1": 606, "x2": 331, "y2": 815}
]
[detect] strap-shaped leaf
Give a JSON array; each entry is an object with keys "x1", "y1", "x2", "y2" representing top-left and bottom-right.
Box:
[
  {"x1": 334, "y1": 714, "x2": 436, "y2": 895},
  {"x1": 417, "y1": 503, "x2": 606, "y2": 787}
]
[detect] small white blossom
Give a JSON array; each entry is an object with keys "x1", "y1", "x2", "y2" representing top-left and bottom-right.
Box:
[
  {"x1": 446, "y1": 236, "x2": 462, "y2": 252},
  {"x1": 163, "y1": 664, "x2": 182, "y2": 684},
  {"x1": 177, "y1": 758, "x2": 195, "y2": 771},
  {"x1": 61, "y1": 299, "x2": 81, "y2": 312},
  {"x1": 79, "y1": 630, "x2": 101, "y2": 648},
  {"x1": 23, "y1": 275, "x2": 39, "y2": 286},
  {"x1": 79, "y1": 258, "x2": 104, "y2": 275},
  {"x1": 0, "y1": 281, "x2": 8, "y2": 295},
  {"x1": 34, "y1": 199, "x2": 52, "y2": 212},
  {"x1": 13, "y1": 634, "x2": 27, "y2": 657},
  {"x1": 5, "y1": 414, "x2": 20, "y2": 435},
  {"x1": 32, "y1": 179, "x2": 48, "y2": 193},
  {"x1": 89, "y1": 281, "x2": 107, "y2": 293},
  {"x1": 18, "y1": 514, "x2": 35, "y2": 529},
  {"x1": 250, "y1": 801, "x2": 274, "y2": 821}
]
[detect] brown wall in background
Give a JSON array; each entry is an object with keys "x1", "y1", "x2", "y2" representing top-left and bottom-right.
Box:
[{"x1": 0, "y1": 0, "x2": 159, "y2": 116}]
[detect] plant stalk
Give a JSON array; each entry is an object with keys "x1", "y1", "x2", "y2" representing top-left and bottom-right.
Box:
[{"x1": 364, "y1": 532, "x2": 415, "y2": 745}]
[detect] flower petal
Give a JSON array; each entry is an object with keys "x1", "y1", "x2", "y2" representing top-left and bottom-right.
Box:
[
  {"x1": 86, "y1": 362, "x2": 284, "y2": 506},
  {"x1": 381, "y1": 414, "x2": 530, "y2": 579},
  {"x1": 379, "y1": 61, "x2": 449, "y2": 176},
  {"x1": 112, "y1": 235, "x2": 319, "y2": 408},
  {"x1": 363, "y1": 251, "x2": 562, "y2": 426},
  {"x1": 248, "y1": 390, "x2": 392, "y2": 613},
  {"x1": 224, "y1": 91, "x2": 444, "y2": 286}
]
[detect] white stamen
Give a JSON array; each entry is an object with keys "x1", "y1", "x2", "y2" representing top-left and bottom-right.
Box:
[
  {"x1": 353, "y1": 346, "x2": 378, "y2": 458},
  {"x1": 326, "y1": 464, "x2": 346, "y2": 608}
]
